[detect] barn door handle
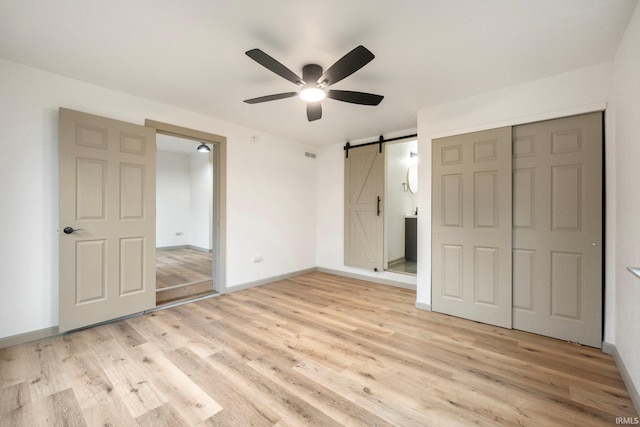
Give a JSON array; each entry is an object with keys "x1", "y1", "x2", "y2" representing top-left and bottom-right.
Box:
[
  {"x1": 377, "y1": 196, "x2": 381, "y2": 216},
  {"x1": 63, "y1": 227, "x2": 84, "y2": 234}
]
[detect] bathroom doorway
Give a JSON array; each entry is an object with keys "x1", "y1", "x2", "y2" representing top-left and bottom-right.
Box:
[{"x1": 385, "y1": 139, "x2": 418, "y2": 275}]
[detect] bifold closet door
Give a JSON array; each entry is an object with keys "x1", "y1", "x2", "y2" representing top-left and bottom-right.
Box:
[
  {"x1": 432, "y1": 127, "x2": 513, "y2": 328},
  {"x1": 512, "y1": 112, "x2": 602, "y2": 347}
]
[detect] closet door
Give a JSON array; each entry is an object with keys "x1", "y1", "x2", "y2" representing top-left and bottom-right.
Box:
[
  {"x1": 432, "y1": 127, "x2": 512, "y2": 328},
  {"x1": 512, "y1": 112, "x2": 602, "y2": 347}
]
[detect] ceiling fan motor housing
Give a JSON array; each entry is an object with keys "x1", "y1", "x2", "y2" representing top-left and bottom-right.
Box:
[{"x1": 302, "y1": 64, "x2": 323, "y2": 86}]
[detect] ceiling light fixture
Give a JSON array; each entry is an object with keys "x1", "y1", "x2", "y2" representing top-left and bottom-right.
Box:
[
  {"x1": 299, "y1": 87, "x2": 326, "y2": 102},
  {"x1": 197, "y1": 143, "x2": 211, "y2": 153}
]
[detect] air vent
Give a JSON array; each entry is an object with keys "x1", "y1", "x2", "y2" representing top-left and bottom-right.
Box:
[{"x1": 305, "y1": 151, "x2": 317, "y2": 159}]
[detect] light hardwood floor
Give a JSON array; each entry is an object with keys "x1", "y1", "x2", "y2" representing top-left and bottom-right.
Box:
[
  {"x1": 0, "y1": 272, "x2": 636, "y2": 426},
  {"x1": 156, "y1": 248, "x2": 215, "y2": 305}
]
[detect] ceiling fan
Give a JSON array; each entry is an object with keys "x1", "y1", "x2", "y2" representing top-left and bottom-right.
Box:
[{"x1": 243, "y1": 45, "x2": 384, "y2": 121}]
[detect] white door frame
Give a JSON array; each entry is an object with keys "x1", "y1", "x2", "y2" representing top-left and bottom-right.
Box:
[{"x1": 145, "y1": 120, "x2": 227, "y2": 294}]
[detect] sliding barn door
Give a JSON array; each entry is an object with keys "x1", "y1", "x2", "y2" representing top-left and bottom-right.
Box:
[
  {"x1": 59, "y1": 108, "x2": 156, "y2": 332},
  {"x1": 512, "y1": 112, "x2": 602, "y2": 347},
  {"x1": 432, "y1": 127, "x2": 512, "y2": 328},
  {"x1": 344, "y1": 144, "x2": 384, "y2": 271}
]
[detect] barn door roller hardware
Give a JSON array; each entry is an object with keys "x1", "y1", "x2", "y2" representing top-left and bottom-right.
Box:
[{"x1": 343, "y1": 133, "x2": 418, "y2": 158}]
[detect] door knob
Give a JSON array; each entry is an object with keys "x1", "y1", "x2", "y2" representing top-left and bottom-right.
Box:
[{"x1": 63, "y1": 227, "x2": 84, "y2": 234}]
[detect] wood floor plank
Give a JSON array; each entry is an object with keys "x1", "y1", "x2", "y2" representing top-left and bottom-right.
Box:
[
  {"x1": 293, "y1": 357, "x2": 449, "y2": 426},
  {"x1": 206, "y1": 351, "x2": 343, "y2": 427},
  {"x1": 247, "y1": 354, "x2": 395, "y2": 427},
  {"x1": 81, "y1": 391, "x2": 137, "y2": 427},
  {"x1": 0, "y1": 381, "x2": 29, "y2": 418},
  {"x1": 0, "y1": 271, "x2": 636, "y2": 426},
  {"x1": 167, "y1": 347, "x2": 281, "y2": 426},
  {"x1": 92, "y1": 339, "x2": 167, "y2": 419},
  {"x1": 136, "y1": 402, "x2": 190, "y2": 427},
  {"x1": 125, "y1": 342, "x2": 223, "y2": 424},
  {"x1": 25, "y1": 339, "x2": 72, "y2": 401}
]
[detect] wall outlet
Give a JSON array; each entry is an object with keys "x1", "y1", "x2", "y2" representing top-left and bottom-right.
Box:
[
  {"x1": 175, "y1": 231, "x2": 183, "y2": 236},
  {"x1": 252, "y1": 256, "x2": 263, "y2": 263}
]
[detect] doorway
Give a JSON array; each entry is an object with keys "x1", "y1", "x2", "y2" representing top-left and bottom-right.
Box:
[
  {"x1": 146, "y1": 119, "x2": 227, "y2": 302},
  {"x1": 343, "y1": 136, "x2": 419, "y2": 274},
  {"x1": 155, "y1": 134, "x2": 215, "y2": 305},
  {"x1": 385, "y1": 139, "x2": 418, "y2": 275}
]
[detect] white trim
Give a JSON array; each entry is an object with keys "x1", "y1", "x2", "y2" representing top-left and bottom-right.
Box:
[
  {"x1": 226, "y1": 268, "x2": 318, "y2": 292},
  {"x1": 430, "y1": 102, "x2": 607, "y2": 140},
  {"x1": 157, "y1": 245, "x2": 189, "y2": 251},
  {"x1": 188, "y1": 245, "x2": 212, "y2": 253},
  {"x1": 149, "y1": 292, "x2": 219, "y2": 311},
  {"x1": 602, "y1": 341, "x2": 615, "y2": 355},
  {"x1": 609, "y1": 343, "x2": 640, "y2": 415},
  {"x1": 415, "y1": 301, "x2": 432, "y2": 311},
  {"x1": 316, "y1": 267, "x2": 417, "y2": 290},
  {"x1": 0, "y1": 326, "x2": 59, "y2": 349}
]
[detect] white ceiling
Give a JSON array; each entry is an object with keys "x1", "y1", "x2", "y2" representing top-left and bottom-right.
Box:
[{"x1": 0, "y1": 0, "x2": 636, "y2": 146}]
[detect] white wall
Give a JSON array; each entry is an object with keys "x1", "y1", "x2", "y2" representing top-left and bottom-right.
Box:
[
  {"x1": 189, "y1": 152, "x2": 212, "y2": 251},
  {"x1": 611, "y1": 1, "x2": 640, "y2": 404},
  {"x1": 316, "y1": 133, "x2": 418, "y2": 288},
  {"x1": 0, "y1": 59, "x2": 317, "y2": 339},
  {"x1": 385, "y1": 140, "x2": 418, "y2": 262},
  {"x1": 156, "y1": 151, "x2": 191, "y2": 248}
]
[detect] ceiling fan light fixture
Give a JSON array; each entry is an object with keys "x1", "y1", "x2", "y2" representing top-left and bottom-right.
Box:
[{"x1": 299, "y1": 87, "x2": 326, "y2": 102}]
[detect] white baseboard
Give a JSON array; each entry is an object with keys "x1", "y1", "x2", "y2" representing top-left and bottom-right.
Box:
[
  {"x1": 602, "y1": 341, "x2": 615, "y2": 355},
  {"x1": 226, "y1": 267, "x2": 318, "y2": 293},
  {"x1": 316, "y1": 267, "x2": 417, "y2": 290},
  {"x1": 157, "y1": 245, "x2": 189, "y2": 251},
  {"x1": 0, "y1": 326, "x2": 59, "y2": 349},
  {"x1": 156, "y1": 245, "x2": 212, "y2": 253},
  {"x1": 607, "y1": 342, "x2": 640, "y2": 415},
  {"x1": 415, "y1": 301, "x2": 432, "y2": 311},
  {"x1": 188, "y1": 245, "x2": 212, "y2": 253}
]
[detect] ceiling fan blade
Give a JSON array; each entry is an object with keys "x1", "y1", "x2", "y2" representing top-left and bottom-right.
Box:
[
  {"x1": 318, "y1": 45, "x2": 375, "y2": 86},
  {"x1": 327, "y1": 90, "x2": 384, "y2": 106},
  {"x1": 243, "y1": 92, "x2": 298, "y2": 104},
  {"x1": 307, "y1": 102, "x2": 322, "y2": 121},
  {"x1": 246, "y1": 49, "x2": 304, "y2": 85}
]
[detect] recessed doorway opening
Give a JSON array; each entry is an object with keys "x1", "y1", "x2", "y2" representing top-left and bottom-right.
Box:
[
  {"x1": 155, "y1": 133, "x2": 215, "y2": 305},
  {"x1": 385, "y1": 138, "x2": 418, "y2": 275},
  {"x1": 147, "y1": 119, "x2": 227, "y2": 307}
]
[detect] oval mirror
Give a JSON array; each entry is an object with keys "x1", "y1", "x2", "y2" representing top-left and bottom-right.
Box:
[{"x1": 407, "y1": 165, "x2": 418, "y2": 193}]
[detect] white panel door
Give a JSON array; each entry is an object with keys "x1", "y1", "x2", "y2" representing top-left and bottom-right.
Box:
[
  {"x1": 344, "y1": 144, "x2": 384, "y2": 271},
  {"x1": 59, "y1": 108, "x2": 156, "y2": 332},
  {"x1": 512, "y1": 112, "x2": 602, "y2": 347},
  {"x1": 432, "y1": 127, "x2": 513, "y2": 328}
]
